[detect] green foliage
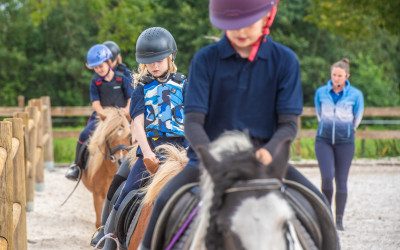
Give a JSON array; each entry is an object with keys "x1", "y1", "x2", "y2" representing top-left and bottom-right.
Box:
[
  {"x1": 306, "y1": 0, "x2": 400, "y2": 37},
  {"x1": 97, "y1": 0, "x2": 155, "y2": 68},
  {"x1": 352, "y1": 53, "x2": 399, "y2": 106},
  {"x1": 0, "y1": 0, "x2": 398, "y2": 108}
]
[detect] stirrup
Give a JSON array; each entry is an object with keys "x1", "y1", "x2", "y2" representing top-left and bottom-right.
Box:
[
  {"x1": 90, "y1": 226, "x2": 105, "y2": 247},
  {"x1": 95, "y1": 233, "x2": 121, "y2": 249}
]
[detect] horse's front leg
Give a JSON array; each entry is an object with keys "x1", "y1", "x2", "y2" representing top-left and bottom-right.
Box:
[{"x1": 92, "y1": 192, "x2": 105, "y2": 228}]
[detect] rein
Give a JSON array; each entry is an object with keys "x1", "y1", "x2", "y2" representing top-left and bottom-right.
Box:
[{"x1": 224, "y1": 178, "x2": 283, "y2": 194}]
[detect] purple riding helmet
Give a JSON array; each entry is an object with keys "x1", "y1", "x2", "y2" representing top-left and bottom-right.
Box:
[{"x1": 209, "y1": 0, "x2": 278, "y2": 30}]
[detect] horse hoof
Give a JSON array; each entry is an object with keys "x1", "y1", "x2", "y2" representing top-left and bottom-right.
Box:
[{"x1": 91, "y1": 226, "x2": 105, "y2": 248}]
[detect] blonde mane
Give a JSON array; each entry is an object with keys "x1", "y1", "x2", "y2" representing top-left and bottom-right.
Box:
[
  {"x1": 141, "y1": 144, "x2": 188, "y2": 205},
  {"x1": 87, "y1": 108, "x2": 131, "y2": 179}
]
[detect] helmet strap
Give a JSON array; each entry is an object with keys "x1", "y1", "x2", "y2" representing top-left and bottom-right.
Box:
[
  {"x1": 157, "y1": 71, "x2": 170, "y2": 83},
  {"x1": 99, "y1": 66, "x2": 113, "y2": 80},
  {"x1": 248, "y1": 5, "x2": 278, "y2": 62}
]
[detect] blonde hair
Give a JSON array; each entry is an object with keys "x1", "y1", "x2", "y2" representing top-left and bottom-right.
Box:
[
  {"x1": 133, "y1": 55, "x2": 177, "y2": 87},
  {"x1": 331, "y1": 58, "x2": 350, "y2": 75}
]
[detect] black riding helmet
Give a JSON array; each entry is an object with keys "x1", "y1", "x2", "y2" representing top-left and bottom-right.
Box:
[
  {"x1": 103, "y1": 41, "x2": 121, "y2": 61},
  {"x1": 135, "y1": 27, "x2": 177, "y2": 64}
]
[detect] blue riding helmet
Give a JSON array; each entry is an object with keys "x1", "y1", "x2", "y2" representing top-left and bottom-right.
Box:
[{"x1": 86, "y1": 44, "x2": 113, "y2": 68}]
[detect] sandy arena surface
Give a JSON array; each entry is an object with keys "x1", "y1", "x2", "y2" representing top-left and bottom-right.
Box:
[{"x1": 27, "y1": 161, "x2": 400, "y2": 250}]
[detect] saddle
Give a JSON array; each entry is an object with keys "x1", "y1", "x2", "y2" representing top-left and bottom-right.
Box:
[
  {"x1": 151, "y1": 180, "x2": 339, "y2": 250},
  {"x1": 114, "y1": 189, "x2": 144, "y2": 247}
]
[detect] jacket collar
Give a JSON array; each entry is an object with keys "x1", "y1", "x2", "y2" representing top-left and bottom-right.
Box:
[
  {"x1": 218, "y1": 35, "x2": 270, "y2": 60},
  {"x1": 327, "y1": 79, "x2": 351, "y2": 93}
]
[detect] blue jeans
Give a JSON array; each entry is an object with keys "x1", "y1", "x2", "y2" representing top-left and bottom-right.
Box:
[{"x1": 78, "y1": 112, "x2": 97, "y2": 143}]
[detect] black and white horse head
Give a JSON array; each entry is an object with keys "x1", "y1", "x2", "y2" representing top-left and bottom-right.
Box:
[{"x1": 191, "y1": 131, "x2": 299, "y2": 250}]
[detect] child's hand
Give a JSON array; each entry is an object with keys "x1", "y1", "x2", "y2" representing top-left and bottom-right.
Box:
[
  {"x1": 255, "y1": 148, "x2": 272, "y2": 165},
  {"x1": 99, "y1": 113, "x2": 107, "y2": 121},
  {"x1": 143, "y1": 151, "x2": 159, "y2": 174}
]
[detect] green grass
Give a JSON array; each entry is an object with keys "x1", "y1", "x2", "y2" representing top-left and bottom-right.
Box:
[
  {"x1": 291, "y1": 138, "x2": 400, "y2": 159},
  {"x1": 54, "y1": 137, "x2": 77, "y2": 163}
]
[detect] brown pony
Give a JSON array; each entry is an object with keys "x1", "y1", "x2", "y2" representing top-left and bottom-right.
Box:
[
  {"x1": 127, "y1": 144, "x2": 188, "y2": 250},
  {"x1": 82, "y1": 108, "x2": 132, "y2": 228}
]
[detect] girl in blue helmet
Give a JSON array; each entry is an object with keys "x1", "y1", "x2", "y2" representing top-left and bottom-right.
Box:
[
  {"x1": 139, "y1": 0, "x2": 330, "y2": 249},
  {"x1": 92, "y1": 27, "x2": 188, "y2": 249},
  {"x1": 65, "y1": 44, "x2": 133, "y2": 181}
]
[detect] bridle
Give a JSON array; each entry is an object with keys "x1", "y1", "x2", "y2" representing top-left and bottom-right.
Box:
[{"x1": 105, "y1": 140, "x2": 135, "y2": 164}]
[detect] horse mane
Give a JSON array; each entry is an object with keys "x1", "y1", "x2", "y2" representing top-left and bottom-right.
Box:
[
  {"x1": 87, "y1": 108, "x2": 131, "y2": 179},
  {"x1": 140, "y1": 144, "x2": 188, "y2": 205}
]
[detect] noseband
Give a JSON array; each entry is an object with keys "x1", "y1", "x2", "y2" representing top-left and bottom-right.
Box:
[{"x1": 105, "y1": 141, "x2": 134, "y2": 163}]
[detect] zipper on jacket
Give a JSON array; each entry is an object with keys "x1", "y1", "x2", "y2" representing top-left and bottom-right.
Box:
[{"x1": 332, "y1": 106, "x2": 336, "y2": 145}]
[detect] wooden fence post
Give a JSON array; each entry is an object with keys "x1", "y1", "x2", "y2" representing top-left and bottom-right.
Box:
[
  {"x1": 5, "y1": 118, "x2": 27, "y2": 250},
  {"x1": 295, "y1": 116, "x2": 302, "y2": 157},
  {"x1": 25, "y1": 106, "x2": 39, "y2": 212},
  {"x1": 28, "y1": 99, "x2": 45, "y2": 192},
  {"x1": 0, "y1": 121, "x2": 13, "y2": 249},
  {"x1": 41, "y1": 96, "x2": 54, "y2": 171},
  {"x1": 17, "y1": 96, "x2": 25, "y2": 108}
]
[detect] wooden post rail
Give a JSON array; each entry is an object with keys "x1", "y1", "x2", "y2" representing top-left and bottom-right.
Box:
[{"x1": 0, "y1": 118, "x2": 28, "y2": 250}]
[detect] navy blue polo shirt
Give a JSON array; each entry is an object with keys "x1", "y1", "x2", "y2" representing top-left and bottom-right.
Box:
[
  {"x1": 115, "y1": 63, "x2": 133, "y2": 83},
  {"x1": 185, "y1": 35, "x2": 303, "y2": 142},
  {"x1": 90, "y1": 72, "x2": 133, "y2": 107}
]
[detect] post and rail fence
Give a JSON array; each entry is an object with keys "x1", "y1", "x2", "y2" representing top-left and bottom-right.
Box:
[
  {"x1": 0, "y1": 96, "x2": 54, "y2": 250},
  {"x1": 1, "y1": 100, "x2": 400, "y2": 140}
]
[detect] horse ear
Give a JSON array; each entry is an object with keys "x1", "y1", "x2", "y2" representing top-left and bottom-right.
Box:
[
  {"x1": 265, "y1": 139, "x2": 291, "y2": 180},
  {"x1": 196, "y1": 145, "x2": 218, "y2": 171}
]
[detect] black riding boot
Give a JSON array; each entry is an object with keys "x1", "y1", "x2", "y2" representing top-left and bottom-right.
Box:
[
  {"x1": 336, "y1": 215, "x2": 344, "y2": 231},
  {"x1": 66, "y1": 142, "x2": 89, "y2": 181},
  {"x1": 91, "y1": 198, "x2": 112, "y2": 247},
  {"x1": 65, "y1": 143, "x2": 84, "y2": 181}
]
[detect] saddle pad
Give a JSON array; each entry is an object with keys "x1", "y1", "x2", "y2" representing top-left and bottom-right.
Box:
[
  {"x1": 115, "y1": 189, "x2": 143, "y2": 245},
  {"x1": 125, "y1": 203, "x2": 144, "y2": 248},
  {"x1": 163, "y1": 187, "x2": 200, "y2": 247}
]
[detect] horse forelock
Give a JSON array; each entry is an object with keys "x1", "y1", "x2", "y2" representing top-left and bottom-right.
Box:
[
  {"x1": 89, "y1": 108, "x2": 130, "y2": 150},
  {"x1": 230, "y1": 193, "x2": 294, "y2": 250},
  {"x1": 87, "y1": 108, "x2": 130, "y2": 177},
  {"x1": 208, "y1": 131, "x2": 253, "y2": 161}
]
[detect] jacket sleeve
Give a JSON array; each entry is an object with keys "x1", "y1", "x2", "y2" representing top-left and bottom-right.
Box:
[
  {"x1": 314, "y1": 88, "x2": 322, "y2": 122},
  {"x1": 263, "y1": 114, "x2": 298, "y2": 160},
  {"x1": 353, "y1": 90, "x2": 364, "y2": 129}
]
